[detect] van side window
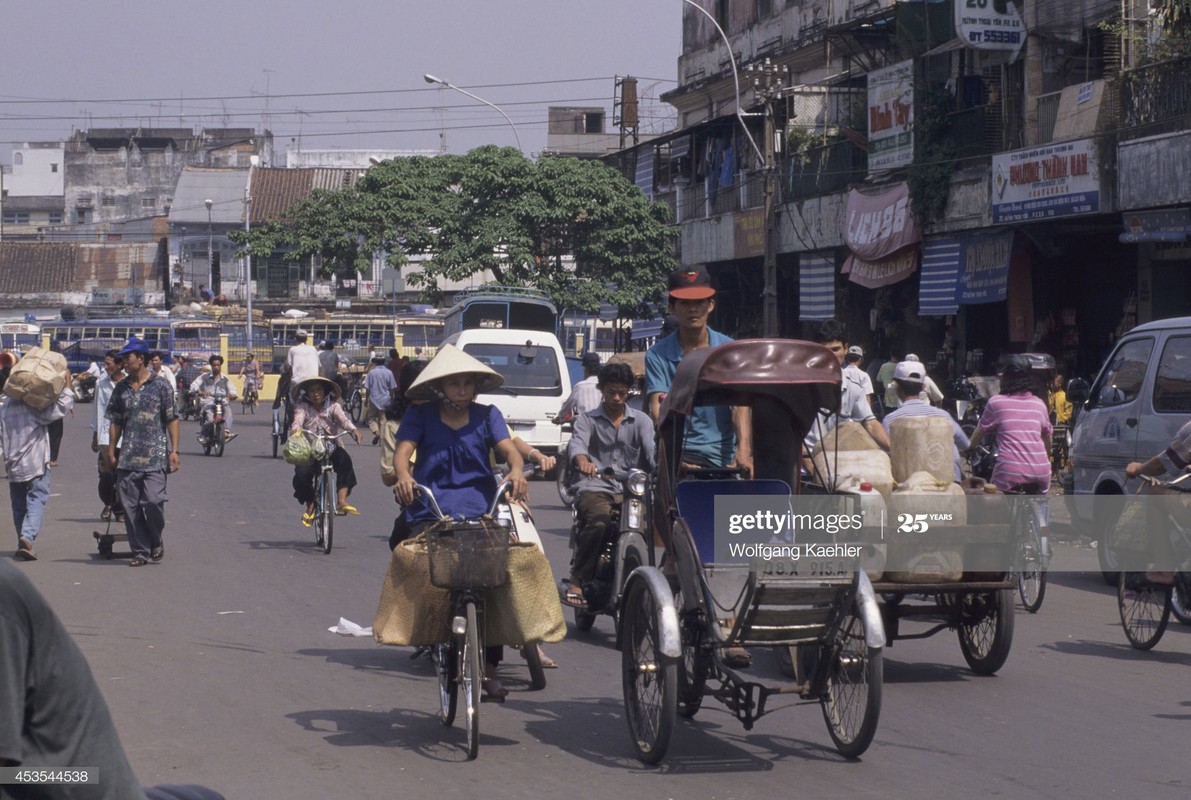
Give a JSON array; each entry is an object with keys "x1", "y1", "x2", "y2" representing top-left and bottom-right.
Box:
[
  {"x1": 1090, "y1": 337, "x2": 1153, "y2": 407},
  {"x1": 1153, "y1": 335, "x2": 1191, "y2": 413}
]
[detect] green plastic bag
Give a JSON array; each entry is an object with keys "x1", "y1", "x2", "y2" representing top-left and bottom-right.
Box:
[{"x1": 283, "y1": 434, "x2": 314, "y2": 465}]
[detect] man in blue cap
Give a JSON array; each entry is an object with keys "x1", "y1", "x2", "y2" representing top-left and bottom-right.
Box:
[{"x1": 106, "y1": 336, "x2": 181, "y2": 567}]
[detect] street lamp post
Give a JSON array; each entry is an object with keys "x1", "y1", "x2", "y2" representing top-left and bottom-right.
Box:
[
  {"x1": 245, "y1": 154, "x2": 259, "y2": 349},
  {"x1": 205, "y1": 199, "x2": 214, "y2": 298},
  {"x1": 423, "y1": 73, "x2": 523, "y2": 152}
]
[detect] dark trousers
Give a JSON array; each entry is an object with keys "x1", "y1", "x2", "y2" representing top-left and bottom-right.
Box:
[
  {"x1": 116, "y1": 470, "x2": 168, "y2": 559},
  {"x1": 573, "y1": 491, "x2": 619, "y2": 581},
  {"x1": 97, "y1": 450, "x2": 124, "y2": 514},
  {"x1": 48, "y1": 417, "x2": 63, "y2": 462},
  {"x1": 292, "y1": 447, "x2": 357, "y2": 505}
]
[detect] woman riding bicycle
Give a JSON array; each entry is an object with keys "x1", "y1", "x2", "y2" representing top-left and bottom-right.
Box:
[
  {"x1": 290, "y1": 376, "x2": 363, "y2": 526},
  {"x1": 390, "y1": 345, "x2": 528, "y2": 701},
  {"x1": 966, "y1": 354, "x2": 1053, "y2": 494},
  {"x1": 240, "y1": 352, "x2": 263, "y2": 398}
]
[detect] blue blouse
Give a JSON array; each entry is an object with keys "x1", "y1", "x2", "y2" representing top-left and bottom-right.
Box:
[{"x1": 396, "y1": 402, "x2": 511, "y2": 524}]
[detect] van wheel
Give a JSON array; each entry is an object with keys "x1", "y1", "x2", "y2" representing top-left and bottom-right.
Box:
[{"x1": 1094, "y1": 489, "x2": 1125, "y2": 584}]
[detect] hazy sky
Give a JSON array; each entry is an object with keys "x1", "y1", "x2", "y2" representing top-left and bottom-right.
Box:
[{"x1": 0, "y1": 0, "x2": 682, "y2": 161}]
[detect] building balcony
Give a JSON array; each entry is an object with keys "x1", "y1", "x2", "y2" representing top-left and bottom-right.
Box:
[{"x1": 1119, "y1": 55, "x2": 1191, "y2": 142}]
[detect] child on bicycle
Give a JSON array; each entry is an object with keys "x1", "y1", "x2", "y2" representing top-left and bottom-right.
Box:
[
  {"x1": 390, "y1": 345, "x2": 528, "y2": 701},
  {"x1": 290, "y1": 376, "x2": 363, "y2": 526}
]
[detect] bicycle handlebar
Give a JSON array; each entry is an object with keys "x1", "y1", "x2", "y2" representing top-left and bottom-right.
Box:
[{"x1": 411, "y1": 464, "x2": 535, "y2": 521}]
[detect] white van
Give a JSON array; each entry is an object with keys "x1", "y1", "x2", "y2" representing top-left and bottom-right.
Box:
[
  {"x1": 1068, "y1": 316, "x2": 1191, "y2": 574},
  {"x1": 440, "y1": 328, "x2": 572, "y2": 458}
]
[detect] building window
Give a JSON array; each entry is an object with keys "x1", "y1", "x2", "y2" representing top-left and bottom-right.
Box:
[
  {"x1": 715, "y1": 0, "x2": 729, "y2": 30},
  {"x1": 584, "y1": 112, "x2": 604, "y2": 134},
  {"x1": 48, "y1": 211, "x2": 63, "y2": 224},
  {"x1": 50, "y1": 163, "x2": 59, "y2": 173},
  {"x1": 12, "y1": 153, "x2": 21, "y2": 166},
  {"x1": 2, "y1": 212, "x2": 30, "y2": 224},
  {"x1": 142, "y1": 198, "x2": 156, "y2": 210},
  {"x1": 101, "y1": 195, "x2": 116, "y2": 207},
  {"x1": 756, "y1": 0, "x2": 771, "y2": 18},
  {"x1": 76, "y1": 208, "x2": 90, "y2": 224}
]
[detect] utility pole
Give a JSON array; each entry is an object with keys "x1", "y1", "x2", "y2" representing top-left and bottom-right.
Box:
[{"x1": 746, "y1": 58, "x2": 788, "y2": 337}]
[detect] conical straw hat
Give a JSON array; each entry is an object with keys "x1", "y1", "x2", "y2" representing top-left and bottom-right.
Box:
[{"x1": 405, "y1": 344, "x2": 504, "y2": 401}]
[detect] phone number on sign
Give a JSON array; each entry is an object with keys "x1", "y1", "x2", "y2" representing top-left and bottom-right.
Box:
[{"x1": 0, "y1": 768, "x2": 96, "y2": 785}]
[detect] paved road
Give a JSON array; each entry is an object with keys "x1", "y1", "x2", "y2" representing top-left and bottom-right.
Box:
[{"x1": 11, "y1": 410, "x2": 1191, "y2": 798}]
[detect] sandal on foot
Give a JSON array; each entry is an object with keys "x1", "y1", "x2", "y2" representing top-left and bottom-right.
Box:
[
  {"x1": 150, "y1": 546, "x2": 164, "y2": 562},
  {"x1": 522, "y1": 646, "x2": 557, "y2": 669},
  {"x1": 561, "y1": 583, "x2": 587, "y2": 609},
  {"x1": 722, "y1": 646, "x2": 753, "y2": 668},
  {"x1": 100, "y1": 507, "x2": 112, "y2": 522},
  {"x1": 1145, "y1": 570, "x2": 1176, "y2": 585},
  {"x1": 335, "y1": 504, "x2": 359, "y2": 516},
  {"x1": 128, "y1": 557, "x2": 149, "y2": 567},
  {"x1": 301, "y1": 511, "x2": 315, "y2": 527},
  {"x1": 481, "y1": 678, "x2": 508, "y2": 702}
]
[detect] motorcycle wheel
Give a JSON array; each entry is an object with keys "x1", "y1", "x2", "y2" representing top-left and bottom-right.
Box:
[{"x1": 212, "y1": 423, "x2": 225, "y2": 457}]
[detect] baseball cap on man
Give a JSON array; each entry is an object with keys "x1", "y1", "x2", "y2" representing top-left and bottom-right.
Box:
[
  {"x1": 892, "y1": 360, "x2": 925, "y2": 383},
  {"x1": 117, "y1": 336, "x2": 151, "y2": 357},
  {"x1": 668, "y1": 265, "x2": 716, "y2": 300},
  {"x1": 295, "y1": 328, "x2": 309, "y2": 339},
  {"x1": 845, "y1": 345, "x2": 864, "y2": 362}
]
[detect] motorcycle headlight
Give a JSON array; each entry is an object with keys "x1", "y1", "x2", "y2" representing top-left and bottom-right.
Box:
[{"x1": 626, "y1": 470, "x2": 648, "y2": 497}]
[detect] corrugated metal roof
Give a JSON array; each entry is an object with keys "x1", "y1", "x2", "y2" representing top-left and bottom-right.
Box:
[
  {"x1": 245, "y1": 167, "x2": 362, "y2": 225},
  {"x1": 169, "y1": 168, "x2": 250, "y2": 225},
  {"x1": 0, "y1": 242, "x2": 78, "y2": 293}
]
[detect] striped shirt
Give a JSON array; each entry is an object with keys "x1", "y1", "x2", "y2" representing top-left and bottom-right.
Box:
[
  {"x1": 979, "y1": 392, "x2": 1053, "y2": 491},
  {"x1": 558, "y1": 375, "x2": 602, "y2": 419}
]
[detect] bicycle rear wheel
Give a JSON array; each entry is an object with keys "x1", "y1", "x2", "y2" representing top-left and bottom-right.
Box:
[
  {"x1": 433, "y1": 644, "x2": 457, "y2": 726},
  {"x1": 821, "y1": 603, "x2": 882, "y2": 758},
  {"x1": 462, "y1": 601, "x2": 481, "y2": 760},
  {"x1": 319, "y1": 470, "x2": 335, "y2": 554},
  {"x1": 1016, "y1": 511, "x2": 1046, "y2": 613},
  {"x1": 1118, "y1": 572, "x2": 1171, "y2": 650}
]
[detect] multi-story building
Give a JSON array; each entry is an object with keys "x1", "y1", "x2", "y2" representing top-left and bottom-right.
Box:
[
  {"x1": 63, "y1": 127, "x2": 271, "y2": 226},
  {"x1": 615, "y1": 0, "x2": 1182, "y2": 381},
  {"x1": 0, "y1": 143, "x2": 65, "y2": 239}
]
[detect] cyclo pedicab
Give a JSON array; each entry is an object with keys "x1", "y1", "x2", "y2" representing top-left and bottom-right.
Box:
[{"x1": 619, "y1": 339, "x2": 885, "y2": 764}]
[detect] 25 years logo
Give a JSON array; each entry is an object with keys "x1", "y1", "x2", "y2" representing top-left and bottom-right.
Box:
[{"x1": 896, "y1": 513, "x2": 930, "y2": 533}]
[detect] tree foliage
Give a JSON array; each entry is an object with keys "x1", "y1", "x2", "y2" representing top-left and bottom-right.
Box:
[{"x1": 235, "y1": 147, "x2": 676, "y2": 317}]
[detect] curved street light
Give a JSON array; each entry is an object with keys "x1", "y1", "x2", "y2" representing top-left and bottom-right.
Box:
[
  {"x1": 204, "y1": 198, "x2": 214, "y2": 296},
  {"x1": 423, "y1": 73, "x2": 523, "y2": 153},
  {"x1": 678, "y1": 0, "x2": 763, "y2": 164}
]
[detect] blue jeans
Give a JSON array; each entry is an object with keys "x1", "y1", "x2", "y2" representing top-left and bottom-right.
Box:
[{"x1": 10, "y1": 469, "x2": 51, "y2": 545}]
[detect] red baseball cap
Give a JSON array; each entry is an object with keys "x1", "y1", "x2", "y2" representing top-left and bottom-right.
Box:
[{"x1": 668, "y1": 265, "x2": 716, "y2": 300}]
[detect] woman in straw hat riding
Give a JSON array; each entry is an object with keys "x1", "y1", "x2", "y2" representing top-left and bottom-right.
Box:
[
  {"x1": 290, "y1": 375, "x2": 363, "y2": 526},
  {"x1": 391, "y1": 344, "x2": 528, "y2": 700}
]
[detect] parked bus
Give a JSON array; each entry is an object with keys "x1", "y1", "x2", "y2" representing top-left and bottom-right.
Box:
[
  {"x1": 442, "y1": 286, "x2": 557, "y2": 338},
  {"x1": 0, "y1": 322, "x2": 41, "y2": 353},
  {"x1": 41, "y1": 318, "x2": 223, "y2": 371},
  {"x1": 267, "y1": 313, "x2": 442, "y2": 370}
]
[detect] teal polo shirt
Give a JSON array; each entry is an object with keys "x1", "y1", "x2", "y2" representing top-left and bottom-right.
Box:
[{"x1": 645, "y1": 329, "x2": 736, "y2": 466}]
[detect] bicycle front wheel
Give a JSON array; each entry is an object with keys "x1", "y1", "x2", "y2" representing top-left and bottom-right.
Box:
[
  {"x1": 462, "y1": 601, "x2": 481, "y2": 760},
  {"x1": 320, "y1": 470, "x2": 335, "y2": 554},
  {"x1": 1016, "y1": 512, "x2": 1046, "y2": 613}
]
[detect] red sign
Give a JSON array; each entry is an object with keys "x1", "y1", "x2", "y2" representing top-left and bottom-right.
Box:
[{"x1": 844, "y1": 182, "x2": 921, "y2": 261}]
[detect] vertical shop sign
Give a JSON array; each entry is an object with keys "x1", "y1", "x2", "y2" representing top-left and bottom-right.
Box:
[{"x1": 867, "y1": 60, "x2": 914, "y2": 173}]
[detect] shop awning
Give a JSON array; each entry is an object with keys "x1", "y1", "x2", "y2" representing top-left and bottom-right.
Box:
[
  {"x1": 842, "y1": 247, "x2": 919, "y2": 289},
  {"x1": 919, "y1": 238, "x2": 961, "y2": 315},
  {"x1": 799, "y1": 253, "x2": 836, "y2": 321}
]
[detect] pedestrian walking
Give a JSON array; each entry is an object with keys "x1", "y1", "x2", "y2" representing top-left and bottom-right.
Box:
[
  {"x1": 286, "y1": 328, "x2": 320, "y2": 385},
  {"x1": 106, "y1": 337, "x2": 181, "y2": 567},
  {"x1": 0, "y1": 371, "x2": 73, "y2": 561},
  {"x1": 363, "y1": 356, "x2": 398, "y2": 444},
  {"x1": 91, "y1": 349, "x2": 126, "y2": 523}
]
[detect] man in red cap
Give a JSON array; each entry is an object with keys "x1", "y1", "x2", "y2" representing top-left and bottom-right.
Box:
[{"x1": 645, "y1": 265, "x2": 752, "y2": 475}]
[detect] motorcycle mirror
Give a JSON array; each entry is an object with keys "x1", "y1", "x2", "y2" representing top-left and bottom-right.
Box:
[{"x1": 1066, "y1": 377, "x2": 1090, "y2": 404}]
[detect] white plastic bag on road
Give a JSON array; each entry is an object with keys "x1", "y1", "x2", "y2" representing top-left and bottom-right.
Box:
[{"x1": 328, "y1": 617, "x2": 373, "y2": 637}]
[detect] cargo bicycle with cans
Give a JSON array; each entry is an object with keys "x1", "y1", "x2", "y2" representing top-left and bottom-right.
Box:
[{"x1": 619, "y1": 339, "x2": 886, "y2": 764}]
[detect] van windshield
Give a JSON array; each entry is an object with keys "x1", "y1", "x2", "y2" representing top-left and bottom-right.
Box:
[{"x1": 463, "y1": 343, "x2": 563, "y2": 397}]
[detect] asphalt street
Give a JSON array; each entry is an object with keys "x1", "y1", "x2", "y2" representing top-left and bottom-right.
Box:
[{"x1": 8, "y1": 409, "x2": 1191, "y2": 799}]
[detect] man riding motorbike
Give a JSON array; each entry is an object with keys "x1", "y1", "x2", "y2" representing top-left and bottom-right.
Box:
[{"x1": 189, "y1": 354, "x2": 239, "y2": 444}]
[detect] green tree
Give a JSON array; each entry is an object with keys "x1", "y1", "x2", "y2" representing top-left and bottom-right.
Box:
[{"x1": 236, "y1": 147, "x2": 676, "y2": 317}]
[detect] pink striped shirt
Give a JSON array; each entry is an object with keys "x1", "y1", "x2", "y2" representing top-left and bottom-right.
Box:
[{"x1": 979, "y1": 392, "x2": 1053, "y2": 491}]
